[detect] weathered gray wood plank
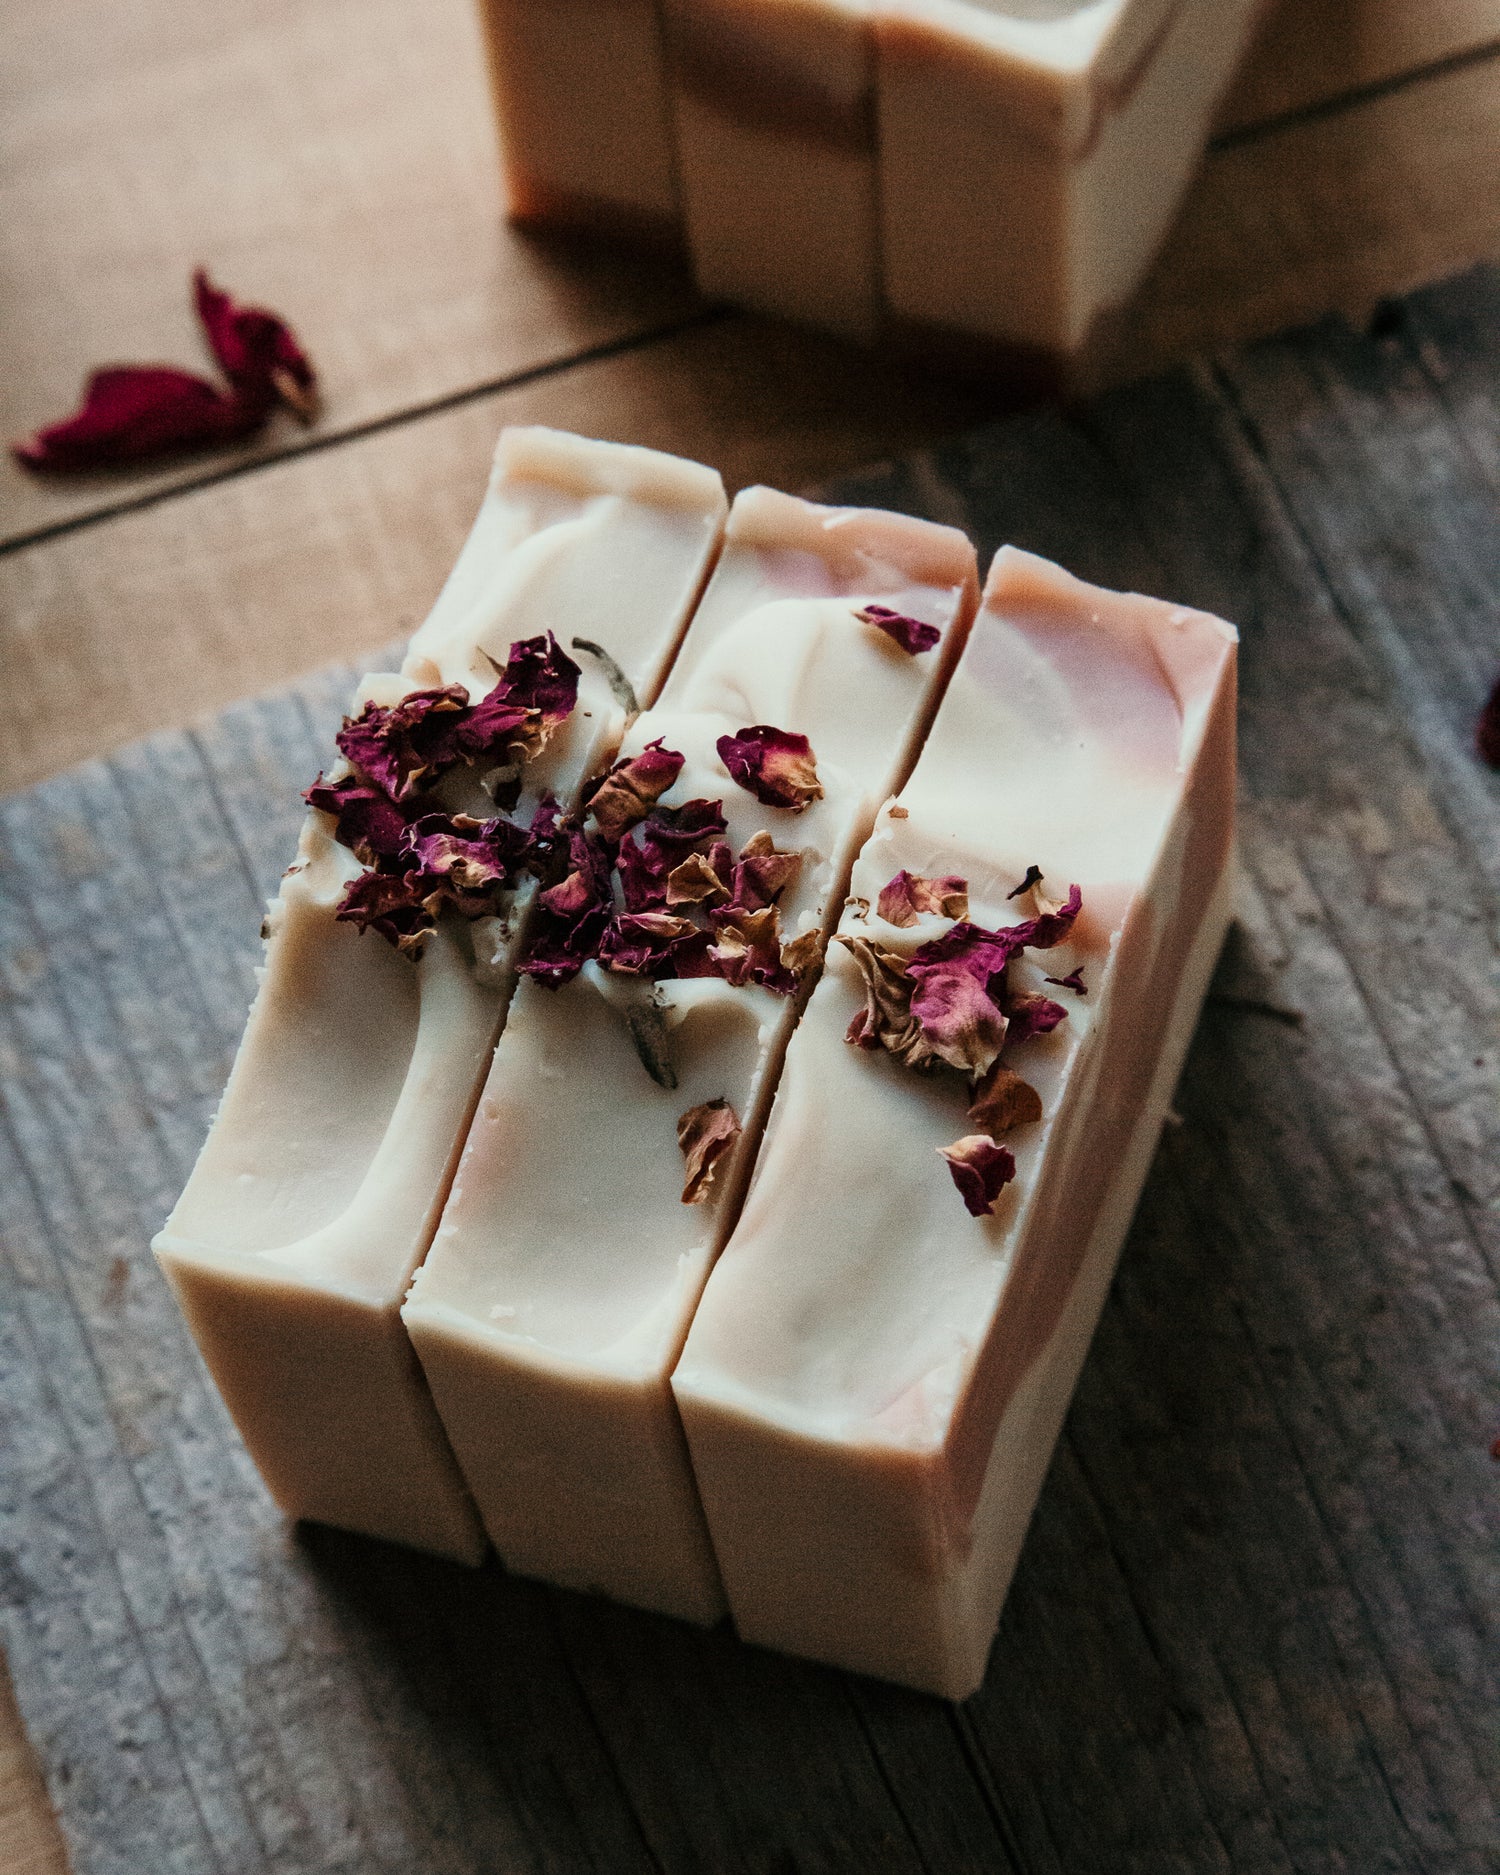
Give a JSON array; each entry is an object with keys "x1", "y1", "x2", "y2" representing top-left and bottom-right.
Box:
[{"x1": 2, "y1": 268, "x2": 1497, "y2": 1875}]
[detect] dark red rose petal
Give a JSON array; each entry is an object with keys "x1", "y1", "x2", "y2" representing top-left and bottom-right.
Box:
[
  {"x1": 492, "y1": 632, "x2": 582, "y2": 732},
  {"x1": 598, "y1": 911, "x2": 703, "y2": 977},
  {"x1": 854, "y1": 603, "x2": 941, "y2": 655},
  {"x1": 304, "y1": 771, "x2": 411, "y2": 863},
  {"x1": 15, "y1": 272, "x2": 318, "y2": 475},
  {"x1": 335, "y1": 686, "x2": 470, "y2": 801},
  {"x1": 1045, "y1": 966, "x2": 1088, "y2": 995},
  {"x1": 1006, "y1": 865, "x2": 1044, "y2": 901},
  {"x1": 1027, "y1": 882, "x2": 1083, "y2": 949},
  {"x1": 708, "y1": 906, "x2": 798, "y2": 996},
  {"x1": 406, "y1": 812, "x2": 529, "y2": 916},
  {"x1": 1478, "y1": 670, "x2": 1500, "y2": 767},
  {"x1": 193, "y1": 269, "x2": 317, "y2": 418},
  {"x1": 716, "y1": 725, "x2": 823, "y2": 812},
  {"x1": 335, "y1": 868, "x2": 433, "y2": 955},
  {"x1": 938, "y1": 1134, "x2": 1017, "y2": 1218},
  {"x1": 13, "y1": 366, "x2": 261, "y2": 473}
]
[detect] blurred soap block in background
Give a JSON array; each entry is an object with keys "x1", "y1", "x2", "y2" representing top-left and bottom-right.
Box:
[{"x1": 477, "y1": 0, "x2": 1267, "y2": 388}]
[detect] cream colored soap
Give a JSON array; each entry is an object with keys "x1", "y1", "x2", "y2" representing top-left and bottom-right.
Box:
[
  {"x1": 661, "y1": 0, "x2": 877, "y2": 337},
  {"x1": 877, "y1": 0, "x2": 1265, "y2": 372},
  {"x1": 480, "y1": 0, "x2": 683, "y2": 246},
  {"x1": 154, "y1": 428, "x2": 726, "y2": 1562},
  {"x1": 673, "y1": 545, "x2": 1237, "y2": 1695},
  {"x1": 403, "y1": 487, "x2": 978, "y2": 1619}
]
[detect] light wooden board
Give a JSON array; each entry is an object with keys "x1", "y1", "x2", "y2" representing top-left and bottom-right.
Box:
[
  {"x1": 5, "y1": 0, "x2": 1499, "y2": 551},
  {"x1": 1, "y1": 265, "x2": 1496, "y2": 1875}
]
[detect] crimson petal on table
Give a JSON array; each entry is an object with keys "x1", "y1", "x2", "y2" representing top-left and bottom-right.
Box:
[
  {"x1": 12, "y1": 366, "x2": 263, "y2": 473},
  {"x1": 193, "y1": 268, "x2": 318, "y2": 419}
]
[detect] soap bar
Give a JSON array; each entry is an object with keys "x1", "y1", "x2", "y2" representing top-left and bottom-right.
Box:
[
  {"x1": 403, "y1": 487, "x2": 978, "y2": 1619},
  {"x1": 877, "y1": 0, "x2": 1265, "y2": 378},
  {"x1": 154, "y1": 429, "x2": 726, "y2": 1562},
  {"x1": 479, "y1": 0, "x2": 682, "y2": 246},
  {"x1": 661, "y1": 0, "x2": 877, "y2": 337},
  {"x1": 673, "y1": 544, "x2": 1236, "y2": 1695}
]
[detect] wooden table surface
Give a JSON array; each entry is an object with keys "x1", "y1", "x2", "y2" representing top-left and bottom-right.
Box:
[{"x1": 2, "y1": 1, "x2": 1498, "y2": 1869}]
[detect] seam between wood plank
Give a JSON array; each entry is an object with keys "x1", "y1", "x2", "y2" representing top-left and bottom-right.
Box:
[
  {"x1": 1210, "y1": 34, "x2": 1500, "y2": 151},
  {"x1": 0, "y1": 307, "x2": 730, "y2": 562}
]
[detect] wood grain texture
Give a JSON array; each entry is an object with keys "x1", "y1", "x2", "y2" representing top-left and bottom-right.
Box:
[
  {"x1": 0, "y1": 0, "x2": 702, "y2": 549},
  {"x1": 6, "y1": 0, "x2": 1499, "y2": 551},
  {"x1": 0, "y1": 315, "x2": 988, "y2": 798},
  {"x1": 0, "y1": 1658, "x2": 69, "y2": 1875},
  {"x1": 2, "y1": 266, "x2": 1496, "y2": 1875},
  {"x1": 1092, "y1": 55, "x2": 1500, "y2": 389},
  {"x1": 1217, "y1": 0, "x2": 1500, "y2": 135}
]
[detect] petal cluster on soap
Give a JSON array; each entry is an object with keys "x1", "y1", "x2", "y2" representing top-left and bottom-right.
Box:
[
  {"x1": 13, "y1": 271, "x2": 317, "y2": 473},
  {"x1": 521, "y1": 755, "x2": 812, "y2": 1003},
  {"x1": 304, "y1": 633, "x2": 581, "y2": 958},
  {"x1": 842, "y1": 866, "x2": 1084, "y2": 1218}
]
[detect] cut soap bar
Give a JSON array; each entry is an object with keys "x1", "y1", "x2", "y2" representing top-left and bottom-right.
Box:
[
  {"x1": 673, "y1": 545, "x2": 1237, "y2": 1694},
  {"x1": 877, "y1": 0, "x2": 1267, "y2": 372},
  {"x1": 154, "y1": 428, "x2": 726, "y2": 1562},
  {"x1": 661, "y1": 0, "x2": 877, "y2": 337},
  {"x1": 479, "y1": 0, "x2": 683, "y2": 246},
  {"x1": 403, "y1": 486, "x2": 978, "y2": 1619}
]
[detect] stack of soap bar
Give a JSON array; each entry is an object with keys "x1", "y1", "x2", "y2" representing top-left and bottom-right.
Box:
[
  {"x1": 672, "y1": 544, "x2": 1237, "y2": 1694},
  {"x1": 402, "y1": 487, "x2": 978, "y2": 1620},
  {"x1": 659, "y1": 0, "x2": 877, "y2": 338},
  {"x1": 478, "y1": 0, "x2": 683, "y2": 247},
  {"x1": 155, "y1": 428, "x2": 726, "y2": 1562},
  {"x1": 481, "y1": 0, "x2": 1265, "y2": 381}
]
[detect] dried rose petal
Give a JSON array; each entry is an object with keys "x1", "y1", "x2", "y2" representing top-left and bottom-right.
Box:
[
  {"x1": 523, "y1": 830, "x2": 614, "y2": 986},
  {"x1": 336, "y1": 686, "x2": 469, "y2": 801},
  {"x1": 780, "y1": 928, "x2": 822, "y2": 981},
  {"x1": 588, "y1": 739, "x2": 685, "y2": 840},
  {"x1": 909, "y1": 921, "x2": 1024, "y2": 989},
  {"x1": 716, "y1": 726, "x2": 823, "y2": 813},
  {"x1": 1478, "y1": 670, "x2": 1500, "y2": 767},
  {"x1": 193, "y1": 270, "x2": 317, "y2": 419},
  {"x1": 1002, "y1": 990, "x2": 1069, "y2": 1045},
  {"x1": 598, "y1": 911, "x2": 702, "y2": 977},
  {"x1": 12, "y1": 366, "x2": 265, "y2": 473},
  {"x1": 938, "y1": 1135, "x2": 1017, "y2": 1218},
  {"x1": 908, "y1": 966, "x2": 1009, "y2": 1077},
  {"x1": 877, "y1": 870, "x2": 969, "y2": 927},
  {"x1": 1007, "y1": 865, "x2": 1043, "y2": 901},
  {"x1": 728, "y1": 830, "x2": 801, "y2": 911},
  {"x1": 677, "y1": 1098, "x2": 741, "y2": 1205},
  {"x1": 709, "y1": 906, "x2": 797, "y2": 995},
  {"x1": 839, "y1": 937, "x2": 935, "y2": 1069},
  {"x1": 304, "y1": 772, "x2": 411, "y2": 864},
  {"x1": 14, "y1": 273, "x2": 318, "y2": 474},
  {"x1": 489, "y1": 632, "x2": 582, "y2": 736},
  {"x1": 406, "y1": 812, "x2": 529, "y2": 916},
  {"x1": 967, "y1": 1061, "x2": 1043, "y2": 1138},
  {"x1": 666, "y1": 851, "x2": 729, "y2": 907},
  {"x1": 335, "y1": 868, "x2": 433, "y2": 956},
  {"x1": 616, "y1": 832, "x2": 671, "y2": 912},
  {"x1": 639, "y1": 798, "x2": 729, "y2": 858},
  {"x1": 854, "y1": 603, "x2": 941, "y2": 655},
  {"x1": 1045, "y1": 966, "x2": 1088, "y2": 995},
  {"x1": 1027, "y1": 882, "x2": 1083, "y2": 949}
]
